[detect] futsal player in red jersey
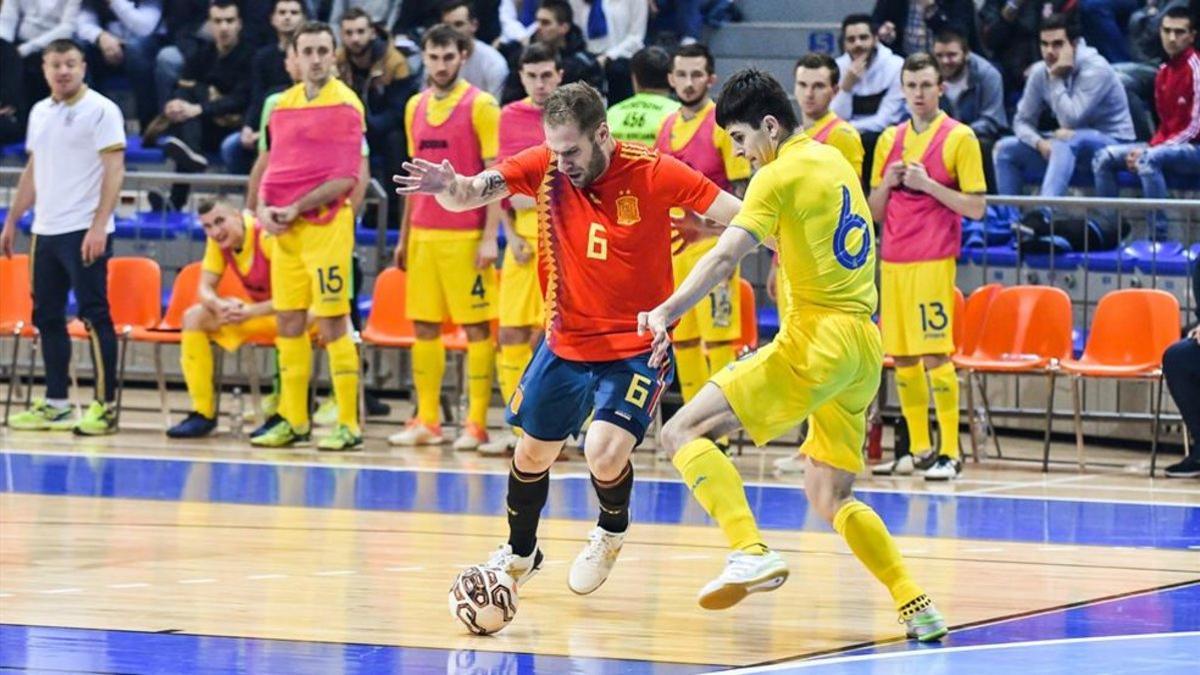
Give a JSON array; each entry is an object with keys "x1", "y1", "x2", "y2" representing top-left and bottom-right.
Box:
[{"x1": 394, "y1": 82, "x2": 742, "y2": 597}]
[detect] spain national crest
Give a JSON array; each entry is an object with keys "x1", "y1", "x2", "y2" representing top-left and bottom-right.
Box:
[{"x1": 616, "y1": 192, "x2": 640, "y2": 226}]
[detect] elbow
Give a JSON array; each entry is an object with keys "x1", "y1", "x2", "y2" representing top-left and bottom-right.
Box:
[{"x1": 966, "y1": 197, "x2": 986, "y2": 221}]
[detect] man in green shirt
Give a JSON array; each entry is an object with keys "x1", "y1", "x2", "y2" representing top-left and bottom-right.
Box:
[{"x1": 606, "y1": 46, "x2": 680, "y2": 145}]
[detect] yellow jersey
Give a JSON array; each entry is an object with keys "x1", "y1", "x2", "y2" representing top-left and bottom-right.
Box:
[
  {"x1": 733, "y1": 133, "x2": 877, "y2": 317},
  {"x1": 661, "y1": 99, "x2": 752, "y2": 183},
  {"x1": 805, "y1": 111, "x2": 865, "y2": 179},
  {"x1": 404, "y1": 78, "x2": 500, "y2": 161},
  {"x1": 200, "y1": 214, "x2": 274, "y2": 278},
  {"x1": 870, "y1": 112, "x2": 986, "y2": 192}
]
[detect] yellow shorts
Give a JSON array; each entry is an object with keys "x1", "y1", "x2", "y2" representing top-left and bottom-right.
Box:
[
  {"x1": 880, "y1": 257, "x2": 956, "y2": 357},
  {"x1": 672, "y1": 237, "x2": 742, "y2": 344},
  {"x1": 711, "y1": 309, "x2": 882, "y2": 474},
  {"x1": 209, "y1": 315, "x2": 278, "y2": 352},
  {"x1": 498, "y1": 234, "x2": 543, "y2": 328},
  {"x1": 271, "y1": 207, "x2": 355, "y2": 317},
  {"x1": 406, "y1": 229, "x2": 497, "y2": 325}
]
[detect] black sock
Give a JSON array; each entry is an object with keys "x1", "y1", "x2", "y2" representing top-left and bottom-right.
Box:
[
  {"x1": 592, "y1": 462, "x2": 634, "y2": 534},
  {"x1": 507, "y1": 461, "x2": 550, "y2": 557}
]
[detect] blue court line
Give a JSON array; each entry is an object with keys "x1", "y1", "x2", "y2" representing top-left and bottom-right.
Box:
[
  {"x1": 2, "y1": 452, "x2": 1199, "y2": 549},
  {"x1": 0, "y1": 624, "x2": 714, "y2": 675}
]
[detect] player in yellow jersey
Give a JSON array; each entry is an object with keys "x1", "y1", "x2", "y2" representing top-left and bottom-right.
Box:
[
  {"x1": 251, "y1": 22, "x2": 366, "y2": 451},
  {"x1": 868, "y1": 54, "x2": 985, "y2": 481},
  {"x1": 772, "y1": 51, "x2": 869, "y2": 474},
  {"x1": 656, "y1": 44, "x2": 751, "y2": 410},
  {"x1": 640, "y1": 69, "x2": 947, "y2": 642},
  {"x1": 389, "y1": 25, "x2": 502, "y2": 451}
]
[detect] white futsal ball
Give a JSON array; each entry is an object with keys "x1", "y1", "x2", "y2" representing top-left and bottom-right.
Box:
[{"x1": 448, "y1": 565, "x2": 519, "y2": 635}]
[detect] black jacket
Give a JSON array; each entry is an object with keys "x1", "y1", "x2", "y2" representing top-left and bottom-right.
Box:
[
  {"x1": 871, "y1": 0, "x2": 981, "y2": 55},
  {"x1": 500, "y1": 25, "x2": 605, "y2": 105}
]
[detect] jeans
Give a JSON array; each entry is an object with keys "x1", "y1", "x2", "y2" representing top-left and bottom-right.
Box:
[
  {"x1": 1164, "y1": 337, "x2": 1200, "y2": 460},
  {"x1": 154, "y1": 45, "x2": 185, "y2": 113},
  {"x1": 994, "y1": 130, "x2": 1126, "y2": 196},
  {"x1": 219, "y1": 131, "x2": 255, "y2": 174},
  {"x1": 652, "y1": 0, "x2": 703, "y2": 41},
  {"x1": 1093, "y1": 141, "x2": 1200, "y2": 233},
  {"x1": 1080, "y1": 0, "x2": 1138, "y2": 63}
]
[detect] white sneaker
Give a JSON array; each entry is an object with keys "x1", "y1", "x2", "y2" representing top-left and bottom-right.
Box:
[
  {"x1": 697, "y1": 550, "x2": 789, "y2": 610},
  {"x1": 872, "y1": 453, "x2": 914, "y2": 476},
  {"x1": 485, "y1": 543, "x2": 544, "y2": 588},
  {"x1": 451, "y1": 423, "x2": 488, "y2": 451},
  {"x1": 773, "y1": 454, "x2": 806, "y2": 474},
  {"x1": 923, "y1": 455, "x2": 962, "y2": 481},
  {"x1": 312, "y1": 399, "x2": 338, "y2": 427},
  {"x1": 568, "y1": 527, "x2": 626, "y2": 595},
  {"x1": 478, "y1": 432, "x2": 517, "y2": 457},
  {"x1": 387, "y1": 420, "x2": 445, "y2": 446}
]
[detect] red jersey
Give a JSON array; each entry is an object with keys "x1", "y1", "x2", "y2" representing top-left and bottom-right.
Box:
[
  {"x1": 1152, "y1": 46, "x2": 1200, "y2": 146},
  {"x1": 497, "y1": 141, "x2": 721, "y2": 361}
]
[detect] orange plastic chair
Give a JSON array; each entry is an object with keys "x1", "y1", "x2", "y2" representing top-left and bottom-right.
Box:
[
  {"x1": 362, "y1": 267, "x2": 416, "y2": 349},
  {"x1": 1, "y1": 254, "x2": 35, "y2": 424},
  {"x1": 956, "y1": 284, "x2": 1001, "y2": 358},
  {"x1": 733, "y1": 278, "x2": 758, "y2": 353},
  {"x1": 953, "y1": 285, "x2": 1073, "y2": 470},
  {"x1": 1059, "y1": 289, "x2": 1180, "y2": 474}
]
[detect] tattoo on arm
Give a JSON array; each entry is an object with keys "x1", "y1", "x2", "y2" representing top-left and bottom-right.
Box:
[{"x1": 480, "y1": 171, "x2": 506, "y2": 199}]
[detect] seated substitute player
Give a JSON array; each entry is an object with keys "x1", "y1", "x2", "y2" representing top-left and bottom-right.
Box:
[
  {"x1": 639, "y1": 69, "x2": 948, "y2": 642},
  {"x1": 167, "y1": 199, "x2": 279, "y2": 438},
  {"x1": 393, "y1": 82, "x2": 742, "y2": 596},
  {"x1": 867, "y1": 53, "x2": 986, "y2": 481}
]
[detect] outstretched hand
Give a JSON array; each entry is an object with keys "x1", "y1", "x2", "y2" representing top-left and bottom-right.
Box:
[
  {"x1": 638, "y1": 306, "x2": 673, "y2": 368},
  {"x1": 393, "y1": 158, "x2": 456, "y2": 196}
]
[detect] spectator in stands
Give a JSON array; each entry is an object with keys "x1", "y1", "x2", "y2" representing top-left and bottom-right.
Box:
[
  {"x1": 1, "y1": 40, "x2": 123, "y2": 436},
  {"x1": 1093, "y1": 6, "x2": 1198, "y2": 229},
  {"x1": 933, "y1": 29, "x2": 1007, "y2": 191},
  {"x1": 337, "y1": 7, "x2": 412, "y2": 209},
  {"x1": 979, "y1": 0, "x2": 1076, "y2": 97},
  {"x1": 606, "y1": 45, "x2": 678, "y2": 145},
  {"x1": 576, "y1": 0, "x2": 648, "y2": 104},
  {"x1": 500, "y1": 0, "x2": 603, "y2": 104},
  {"x1": 793, "y1": 52, "x2": 865, "y2": 177},
  {"x1": 0, "y1": 39, "x2": 22, "y2": 143},
  {"x1": 832, "y1": 14, "x2": 905, "y2": 181},
  {"x1": 0, "y1": 0, "x2": 83, "y2": 120},
  {"x1": 223, "y1": 0, "x2": 308, "y2": 175},
  {"x1": 1078, "y1": 0, "x2": 1138, "y2": 63},
  {"x1": 329, "y1": 0, "x2": 400, "y2": 32},
  {"x1": 441, "y1": 0, "x2": 509, "y2": 98},
  {"x1": 994, "y1": 14, "x2": 1135, "y2": 197},
  {"x1": 649, "y1": 0, "x2": 703, "y2": 45},
  {"x1": 1119, "y1": 0, "x2": 1192, "y2": 141},
  {"x1": 153, "y1": 0, "x2": 210, "y2": 114},
  {"x1": 871, "y1": 0, "x2": 980, "y2": 56},
  {"x1": 76, "y1": 0, "x2": 163, "y2": 130}
]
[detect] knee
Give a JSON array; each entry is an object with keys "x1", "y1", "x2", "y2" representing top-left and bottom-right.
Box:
[
  {"x1": 587, "y1": 443, "x2": 627, "y2": 481},
  {"x1": 1163, "y1": 339, "x2": 1197, "y2": 376},
  {"x1": 181, "y1": 304, "x2": 210, "y2": 331},
  {"x1": 498, "y1": 326, "x2": 527, "y2": 346},
  {"x1": 513, "y1": 439, "x2": 555, "y2": 474},
  {"x1": 413, "y1": 321, "x2": 441, "y2": 340},
  {"x1": 31, "y1": 303, "x2": 65, "y2": 330},
  {"x1": 1134, "y1": 149, "x2": 1161, "y2": 176},
  {"x1": 993, "y1": 136, "x2": 1020, "y2": 162},
  {"x1": 463, "y1": 321, "x2": 490, "y2": 342},
  {"x1": 659, "y1": 415, "x2": 693, "y2": 458},
  {"x1": 1091, "y1": 147, "x2": 1118, "y2": 174},
  {"x1": 276, "y1": 311, "x2": 306, "y2": 337},
  {"x1": 803, "y1": 474, "x2": 851, "y2": 525},
  {"x1": 316, "y1": 316, "x2": 347, "y2": 343}
]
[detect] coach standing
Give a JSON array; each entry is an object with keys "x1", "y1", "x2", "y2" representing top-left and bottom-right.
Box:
[{"x1": 1, "y1": 39, "x2": 125, "y2": 436}]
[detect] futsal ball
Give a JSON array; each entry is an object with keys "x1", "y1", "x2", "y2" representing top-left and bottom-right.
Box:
[{"x1": 449, "y1": 565, "x2": 518, "y2": 635}]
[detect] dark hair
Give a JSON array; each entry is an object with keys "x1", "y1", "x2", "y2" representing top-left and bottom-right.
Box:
[
  {"x1": 673, "y1": 43, "x2": 714, "y2": 75},
  {"x1": 339, "y1": 6, "x2": 371, "y2": 25},
  {"x1": 902, "y1": 52, "x2": 941, "y2": 83},
  {"x1": 291, "y1": 21, "x2": 337, "y2": 50},
  {"x1": 1163, "y1": 5, "x2": 1195, "y2": 28},
  {"x1": 841, "y1": 13, "x2": 874, "y2": 35},
  {"x1": 715, "y1": 68, "x2": 798, "y2": 133},
  {"x1": 543, "y1": 81, "x2": 606, "y2": 133},
  {"x1": 630, "y1": 46, "x2": 671, "y2": 91},
  {"x1": 794, "y1": 52, "x2": 839, "y2": 85},
  {"x1": 273, "y1": 0, "x2": 308, "y2": 16},
  {"x1": 538, "y1": 0, "x2": 573, "y2": 25},
  {"x1": 440, "y1": 0, "x2": 476, "y2": 21},
  {"x1": 519, "y1": 42, "x2": 562, "y2": 70},
  {"x1": 209, "y1": 0, "x2": 239, "y2": 15},
  {"x1": 1040, "y1": 13, "x2": 1081, "y2": 42},
  {"x1": 43, "y1": 39, "x2": 84, "y2": 58},
  {"x1": 422, "y1": 23, "x2": 471, "y2": 52},
  {"x1": 933, "y1": 28, "x2": 969, "y2": 51},
  {"x1": 197, "y1": 197, "x2": 226, "y2": 216}
]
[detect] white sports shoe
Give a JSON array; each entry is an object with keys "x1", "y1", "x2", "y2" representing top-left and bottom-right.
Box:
[
  {"x1": 871, "y1": 453, "x2": 915, "y2": 476},
  {"x1": 387, "y1": 420, "x2": 445, "y2": 446},
  {"x1": 773, "y1": 454, "x2": 806, "y2": 474},
  {"x1": 923, "y1": 455, "x2": 962, "y2": 481},
  {"x1": 451, "y1": 423, "x2": 488, "y2": 451},
  {"x1": 312, "y1": 399, "x2": 338, "y2": 427},
  {"x1": 568, "y1": 527, "x2": 626, "y2": 595},
  {"x1": 698, "y1": 550, "x2": 789, "y2": 610},
  {"x1": 485, "y1": 543, "x2": 544, "y2": 587},
  {"x1": 478, "y1": 432, "x2": 517, "y2": 457}
]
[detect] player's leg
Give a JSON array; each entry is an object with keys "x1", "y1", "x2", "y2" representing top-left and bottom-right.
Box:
[
  {"x1": 672, "y1": 247, "x2": 708, "y2": 402},
  {"x1": 254, "y1": 229, "x2": 312, "y2": 447},
  {"x1": 12, "y1": 234, "x2": 75, "y2": 430},
  {"x1": 457, "y1": 320, "x2": 495, "y2": 451},
  {"x1": 68, "y1": 229, "x2": 119, "y2": 435},
  {"x1": 484, "y1": 237, "x2": 540, "y2": 456},
  {"x1": 445, "y1": 237, "x2": 498, "y2": 451},
  {"x1": 315, "y1": 312, "x2": 362, "y2": 451},
  {"x1": 922, "y1": 352, "x2": 961, "y2": 480},
  {"x1": 697, "y1": 272, "x2": 743, "y2": 449},
  {"x1": 167, "y1": 303, "x2": 224, "y2": 437},
  {"x1": 390, "y1": 235, "x2": 450, "y2": 446},
  {"x1": 879, "y1": 261, "x2": 931, "y2": 474}
]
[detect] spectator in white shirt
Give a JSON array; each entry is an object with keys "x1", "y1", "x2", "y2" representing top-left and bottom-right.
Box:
[
  {"x1": 831, "y1": 13, "x2": 905, "y2": 182},
  {"x1": 76, "y1": 0, "x2": 163, "y2": 128},
  {"x1": 441, "y1": 0, "x2": 510, "y2": 99},
  {"x1": 0, "y1": 0, "x2": 83, "y2": 119},
  {"x1": 572, "y1": 0, "x2": 645, "y2": 103}
]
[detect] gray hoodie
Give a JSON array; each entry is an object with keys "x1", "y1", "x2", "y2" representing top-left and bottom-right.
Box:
[{"x1": 1013, "y1": 40, "x2": 1135, "y2": 147}]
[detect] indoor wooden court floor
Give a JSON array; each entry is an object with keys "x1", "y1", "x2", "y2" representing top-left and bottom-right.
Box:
[{"x1": 1, "y1": 397, "x2": 1198, "y2": 674}]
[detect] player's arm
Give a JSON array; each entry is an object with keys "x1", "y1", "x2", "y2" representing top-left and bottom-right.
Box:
[
  {"x1": 394, "y1": 185, "x2": 413, "y2": 270},
  {"x1": 247, "y1": 150, "x2": 268, "y2": 212},
  {"x1": 349, "y1": 156, "x2": 371, "y2": 215},
  {"x1": 393, "y1": 158, "x2": 512, "y2": 212},
  {"x1": 909, "y1": 170, "x2": 986, "y2": 220},
  {"x1": 196, "y1": 270, "x2": 227, "y2": 313},
  {"x1": 639, "y1": 226, "x2": 760, "y2": 367},
  {"x1": 0, "y1": 155, "x2": 35, "y2": 257}
]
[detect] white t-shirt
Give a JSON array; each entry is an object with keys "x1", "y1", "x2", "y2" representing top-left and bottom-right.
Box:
[{"x1": 26, "y1": 87, "x2": 126, "y2": 236}]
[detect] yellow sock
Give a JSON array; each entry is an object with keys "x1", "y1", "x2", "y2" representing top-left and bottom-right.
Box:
[
  {"x1": 894, "y1": 363, "x2": 932, "y2": 453},
  {"x1": 833, "y1": 500, "x2": 925, "y2": 611},
  {"x1": 928, "y1": 362, "x2": 960, "y2": 459},
  {"x1": 180, "y1": 330, "x2": 215, "y2": 418},
  {"x1": 706, "y1": 342, "x2": 735, "y2": 375},
  {"x1": 325, "y1": 333, "x2": 360, "y2": 434},
  {"x1": 276, "y1": 334, "x2": 313, "y2": 430},
  {"x1": 412, "y1": 337, "x2": 445, "y2": 426},
  {"x1": 467, "y1": 338, "x2": 495, "y2": 429},
  {"x1": 672, "y1": 438, "x2": 766, "y2": 553},
  {"x1": 497, "y1": 342, "x2": 531, "y2": 407},
  {"x1": 675, "y1": 344, "x2": 709, "y2": 403}
]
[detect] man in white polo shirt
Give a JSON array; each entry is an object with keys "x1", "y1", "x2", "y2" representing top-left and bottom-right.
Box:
[{"x1": 0, "y1": 39, "x2": 126, "y2": 436}]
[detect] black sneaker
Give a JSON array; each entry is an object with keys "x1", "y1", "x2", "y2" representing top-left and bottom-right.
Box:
[
  {"x1": 924, "y1": 455, "x2": 963, "y2": 481},
  {"x1": 166, "y1": 411, "x2": 218, "y2": 438},
  {"x1": 1164, "y1": 457, "x2": 1200, "y2": 478},
  {"x1": 162, "y1": 136, "x2": 209, "y2": 173},
  {"x1": 913, "y1": 448, "x2": 939, "y2": 471},
  {"x1": 250, "y1": 413, "x2": 285, "y2": 439},
  {"x1": 364, "y1": 391, "x2": 391, "y2": 417}
]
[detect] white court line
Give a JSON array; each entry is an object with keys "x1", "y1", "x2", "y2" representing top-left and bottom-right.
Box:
[
  {"x1": 4, "y1": 446, "x2": 1198, "y2": 508},
  {"x1": 38, "y1": 588, "x2": 81, "y2": 594},
  {"x1": 0, "y1": 592, "x2": 12, "y2": 598},
  {"x1": 106, "y1": 583, "x2": 150, "y2": 589},
  {"x1": 384, "y1": 566, "x2": 425, "y2": 573},
  {"x1": 720, "y1": 631, "x2": 1200, "y2": 673},
  {"x1": 312, "y1": 570, "x2": 356, "y2": 577},
  {"x1": 177, "y1": 578, "x2": 216, "y2": 584},
  {"x1": 956, "y1": 473, "x2": 1097, "y2": 496},
  {"x1": 962, "y1": 547, "x2": 1005, "y2": 553}
]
